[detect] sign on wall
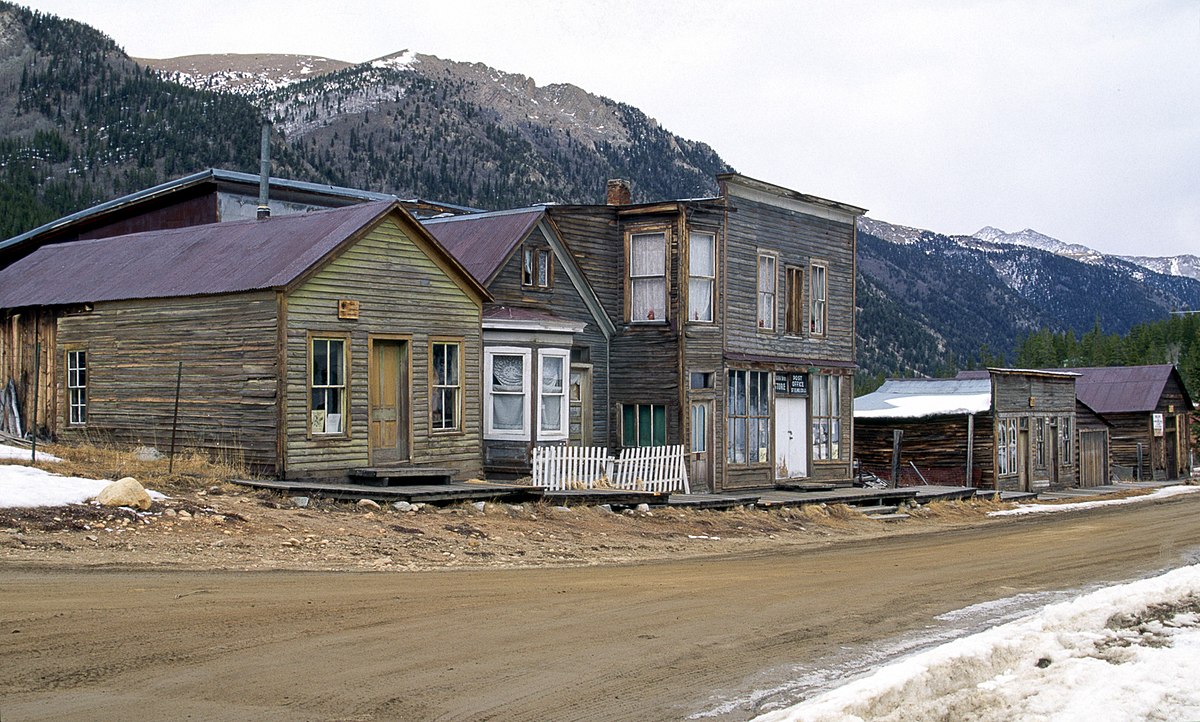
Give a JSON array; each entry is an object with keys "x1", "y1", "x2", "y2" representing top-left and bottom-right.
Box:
[{"x1": 1152, "y1": 413, "x2": 1165, "y2": 437}]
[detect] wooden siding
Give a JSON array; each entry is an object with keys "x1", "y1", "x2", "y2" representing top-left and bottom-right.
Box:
[
  {"x1": 0, "y1": 309, "x2": 58, "y2": 437},
  {"x1": 55, "y1": 293, "x2": 279, "y2": 470},
  {"x1": 856, "y1": 414, "x2": 995, "y2": 487},
  {"x1": 283, "y1": 216, "x2": 483, "y2": 479}
]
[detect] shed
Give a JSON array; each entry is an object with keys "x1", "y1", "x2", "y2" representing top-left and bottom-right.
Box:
[{"x1": 0, "y1": 200, "x2": 490, "y2": 480}]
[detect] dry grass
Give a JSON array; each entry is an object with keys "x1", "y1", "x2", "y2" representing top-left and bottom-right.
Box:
[{"x1": 29, "y1": 440, "x2": 252, "y2": 493}]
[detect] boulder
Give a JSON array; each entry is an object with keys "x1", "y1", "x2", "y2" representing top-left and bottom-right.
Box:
[
  {"x1": 95, "y1": 477, "x2": 152, "y2": 510},
  {"x1": 357, "y1": 498, "x2": 381, "y2": 511}
]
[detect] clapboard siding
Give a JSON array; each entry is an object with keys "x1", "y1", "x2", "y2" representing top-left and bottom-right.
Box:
[
  {"x1": 856, "y1": 414, "x2": 996, "y2": 487},
  {"x1": 546, "y1": 207, "x2": 624, "y2": 324},
  {"x1": 284, "y1": 217, "x2": 483, "y2": 479},
  {"x1": 56, "y1": 293, "x2": 279, "y2": 471}
]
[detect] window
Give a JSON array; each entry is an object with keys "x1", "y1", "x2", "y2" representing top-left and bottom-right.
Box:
[
  {"x1": 812, "y1": 373, "x2": 841, "y2": 460},
  {"x1": 997, "y1": 418, "x2": 1019, "y2": 476},
  {"x1": 757, "y1": 252, "x2": 777, "y2": 329},
  {"x1": 688, "y1": 231, "x2": 715, "y2": 322},
  {"x1": 727, "y1": 370, "x2": 770, "y2": 464},
  {"x1": 1059, "y1": 415, "x2": 1073, "y2": 466},
  {"x1": 622, "y1": 403, "x2": 666, "y2": 447},
  {"x1": 537, "y1": 350, "x2": 569, "y2": 440},
  {"x1": 522, "y1": 246, "x2": 552, "y2": 289},
  {"x1": 629, "y1": 231, "x2": 667, "y2": 322},
  {"x1": 1034, "y1": 416, "x2": 1047, "y2": 470},
  {"x1": 809, "y1": 262, "x2": 827, "y2": 336},
  {"x1": 690, "y1": 371, "x2": 713, "y2": 390},
  {"x1": 310, "y1": 338, "x2": 346, "y2": 435},
  {"x1": 691, "y1": 403, "x2": 708, "y2": 453},
  {"x1": 785, "y1": 266, "x2": 804, "y2": 335},
  {"x1": 431, "y1": 341, "x2": 461, "y2": 432},
  {"x1": 485, "y1": 348, "x2": 530, "y2": 439},
  {"x1": 66, "y1": 350, "x2": 87, "y2": 425}
]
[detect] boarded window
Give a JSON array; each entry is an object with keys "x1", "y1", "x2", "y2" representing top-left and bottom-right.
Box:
[
  {"x1": 629, "y1": 231, "x2": 667, "y2": 322},
  {"x1": 727, "y1": 370, "x2": 770, "y2": 464},
  {"x1": 688, "y1": 231, "x2": 715, "y2": 322},
  {"x1": 809, "y1": 262, "x2": 827, "y2": 336},
  {"x1": 622, "y1": 403, "x2": 666, "y2": 447},
  {"x1": 431, "y1": 341, "x2": 461, "y2": 432},
  {"x1": 812, "y1": 373, "x2": 841, "y2": 460},
  {"x1": 785, "y1": 266, "x2": 804, "y2": 335},
  {"x1": 67, "y1": 350, "x2": 87, "y2": 425},
  {"x1": 310, "y1": 338, "x2": 346, "y2": 435},
  {"x1": 757, "y1": 252, "x2": 777, "y2": 330}
]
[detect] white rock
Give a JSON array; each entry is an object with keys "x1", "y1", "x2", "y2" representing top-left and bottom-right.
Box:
[
  {"x1": 357, "y1": 499, "x2": 381, "y2": 511},
  {"x1": 636, "y1": 503, "x2": 651, "y2": 513},
  {"x1": 291, "y1": 496, "x2": 310, "y2": 508},
  {"x1": 95, "y1": 477, "x2": 152, "y2": 510},
  {"x1": 472, "y1": 501, "x2": 486, "y2": 512},
  {"x1": 392, "y1": 501, "x2": 413, "y2": 512}
]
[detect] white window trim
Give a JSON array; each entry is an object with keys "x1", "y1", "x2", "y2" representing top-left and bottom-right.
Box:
[
  {"x1": 67, "y1": 349, "x2": 87, "y2": 426},
  {"x1": 536, "y1": 348, "x2": 570, "y2": 441},
  {"x1": 484, "y1": 346, "x2": 531, "y2": 441}
]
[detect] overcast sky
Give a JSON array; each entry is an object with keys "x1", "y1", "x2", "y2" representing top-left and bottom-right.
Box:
[{"x1": 21, "y1": 0, "x2": 1200, "y2": 257}]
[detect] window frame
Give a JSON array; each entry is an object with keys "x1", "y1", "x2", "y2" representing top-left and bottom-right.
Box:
[
  {"x1": 784, "y1": 266, "x2": 804, "y2": 335},
  {"x1": 307, "y1": 333, "x2": 350, "y2": 439},
  {"x1": 626, "y1": 227, "x2": 669, "y2": 324},
  {"x1": 726, "y1": 369, "x2": 772, "y2": 465},
  {"x1": 756, "y1": 250, "x2": 778, "y2": 331},
  {"x1": 809, "y1": 260, "x2": 828, "y2": 337},
  {"x1": 65, "y1": 347, "x2": 87, "y2": 426},
  {"x1": 429, "y1": 338, "x2": 463, "y2": 434},
  {"x1": 811, "y1": 372, "x2": 842, "y2": 461},
  {"x1": 686, "y1": 229, "x2": 717, "y2": 324},
  {"x1": 536, "y1": 349, "x2": 570, "y2": 441},
  {"x1": 1059, "y1": 415, "x2": 1073, "y2": 466},
  {"x1": 622, "y1": 403, "x2": 667, "y2": 448},
  {"x1": 522, "y1": 245, "x2": 553, "y2": 290},
  {"x1": 484, "y1": 346, "x2": 531, "y2": 441}
]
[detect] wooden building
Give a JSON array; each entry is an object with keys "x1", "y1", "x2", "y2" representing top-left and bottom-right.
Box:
[
  {"x1": 547, "y1": 175, "x2": 865, "y2": 492},
  {"x1": 422, "y1": 208, "x2": 615, "y2": 476},
  {"x1": 856, "y1": 369, "x2": 1079, "y2": 492},
  {"x1": 0, "y1": 201, "x2": 489, "y2": 480}
]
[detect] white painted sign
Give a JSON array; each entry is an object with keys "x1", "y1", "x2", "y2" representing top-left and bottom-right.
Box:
[{"x1": 1152, "y1": 413, "x2": 1165, "y2": 437}]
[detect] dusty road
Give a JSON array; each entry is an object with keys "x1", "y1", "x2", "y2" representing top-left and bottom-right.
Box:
[{"x1": 3, "y1": 495, "x2": 1199, "y2": 722}]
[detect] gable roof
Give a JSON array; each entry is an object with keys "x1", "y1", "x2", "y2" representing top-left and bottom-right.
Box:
[
  {"x1": 0, "y1": 201, "x2": 473, "y2": 307},
  {"x1": 422, "y1": 207, "x2": 544, "y2": 284},
  {"x1": 854, "y1": 378, "x2": 993, "y2": 419},
  {"x1": 1066, "y1": 365, "x2": 1193, "y2": 414}
]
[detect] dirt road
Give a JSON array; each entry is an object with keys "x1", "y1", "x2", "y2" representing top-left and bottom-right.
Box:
[{"x1": 3, "y1": 495, "x2": 1200, "y2": 722}]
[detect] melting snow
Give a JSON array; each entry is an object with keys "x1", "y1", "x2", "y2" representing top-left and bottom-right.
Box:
[{"x1": 989, "y1": 485, "x2": 1200, "y2": 516}]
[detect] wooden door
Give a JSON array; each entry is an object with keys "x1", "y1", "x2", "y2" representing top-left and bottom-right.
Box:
[
  {"x1": 774, "y1": 396, "x2": 808, "y2": 480},
  {"x1": 1018, "y1": 428, "x2": 1031, "y2": 492},
  {"x1": 369, "y1": 339, "x2": 409, "y2": 464},
  {"x1": 569, "y1": 365, "x2": 593, "y2": 447},
  {"x1": 1079, "y1": 430, "x2": 1108, "y2": 487},
  {"x1": 689, "y1": 401, "x2": 713, "y2": 492}
]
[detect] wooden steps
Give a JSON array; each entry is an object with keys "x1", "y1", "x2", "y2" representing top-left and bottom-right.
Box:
[{"x1": 348, "y1": 466, "x2": 455, "y2": 486}]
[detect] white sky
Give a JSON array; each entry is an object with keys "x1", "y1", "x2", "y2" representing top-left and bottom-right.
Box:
[{"x1": 19, "y1": 0, "x2": 1200, "y2": 257}]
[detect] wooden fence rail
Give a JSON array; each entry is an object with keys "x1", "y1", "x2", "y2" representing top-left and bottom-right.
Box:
[{"x1": 532, "y1": 444, "x2": 690, "y2": 494}]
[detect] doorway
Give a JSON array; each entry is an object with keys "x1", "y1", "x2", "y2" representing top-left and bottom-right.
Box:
[
  {"x1": 569, "y1": 364, "x2": 593, "y2": 447},
  {"x1": 774, "y1": 396, "x2": 808, "y2": 480},
  {"x1": 368, "y1": 338, "x2": 409, "y2": 465},
  {"x1": 689, "y1": 401, "x2": 713, "y2": 492}
]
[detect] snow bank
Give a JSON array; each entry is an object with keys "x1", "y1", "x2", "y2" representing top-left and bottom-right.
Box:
[
  {"x1": 0, "y1": 465, "x2": 165, "y2": 508},
  {"x1": 989, "y1": 484, "x2": 1200, "y2": 516},
  {"x1": 755, "y1": 564, "x2": 1200, "y2": 722},
  {"x1": 0, "y1": 443, "x2": 61, "y2": 462}
]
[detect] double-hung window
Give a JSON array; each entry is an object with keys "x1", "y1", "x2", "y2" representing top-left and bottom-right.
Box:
[
  {"x1": 727, "y1": 370, "x2": 770, "y2": 464},
  {"x1": 537, "y1": 350, "x2": 569, "y2": 440},
  {"x1": 310, "y1": 337, "x2": 346, "y2": 435},
  {"x1": 522, "y1": 246, "x2": 552, "y2": 289},
  {"x1": 622, "y1": 403, "x2": 666, "y2": 447},
  {"x1": 757, "y1": 252, "x2": 777, "y2": 330},
  {"x1": 688, "y1": 231, "x2": 715, "y2": 322},
  {"x1": 629, "y1": 231, "x2": 667, "y2": 322},
  {"x1": 431, "y1": 341, "x2": 461, "y2": 432},
  {"x1": 785, "y1": 266, "x2": 804, "y2": 335},
  {"x1": 485, "y1": 347, "x2": 530, "y2": 440},
  {"x1": 66, "y1": 349, "x2": 87, "y2": 425},
  {"x1": 812, "y1": 373, "x2": 841, "y2": 460},
  {"x1": 809, "y1": 262, "x2": 827, "y2": 336},
  {"x1": 1059, "y1": 415, "x2": 1073, "y2": 466}
]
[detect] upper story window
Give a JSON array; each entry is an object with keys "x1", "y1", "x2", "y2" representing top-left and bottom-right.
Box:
[
  {"x1": 757, "y1": 252, "x2": 777, "y2": 330},
  {"x1": 688, "y1": 231, "x2": 715, "y2": 322},
  {"x1": 629, "y1": 231, "x2": 667, "y2": 322},
  {"x1": 431, "y1": 341, "x2": 461, "y2": 432},
  {"x1": 785, "y1": 266, "x2": 804, "y2": 335},
  {"x1": 310, "y1": 337, "x2": 347, "y2": 435},
  {"x1": 809, "y1": 261, "x2": 828, "y2": 336},
  {"x1": 522, "y1": 246, "x2": 552, "y2": 289},
  {"x1": 66, "y1": 349, "x2": 87, "y2": 425}
]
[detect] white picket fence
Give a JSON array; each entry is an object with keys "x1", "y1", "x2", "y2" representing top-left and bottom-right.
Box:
[{"x1": 532, "y1": 444, "x2": 690, "y2": 494}]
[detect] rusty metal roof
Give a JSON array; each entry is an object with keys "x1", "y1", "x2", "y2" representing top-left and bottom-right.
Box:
[
  {"x1": 1066, "y1": 365, "x2": 1192, "y2": 414},
  {"x1": 422, "y1": 208, "x2": 543, "y2": 284},
  {"x1": 0, "y1": 201, "x2": 398, "y2": 308}
]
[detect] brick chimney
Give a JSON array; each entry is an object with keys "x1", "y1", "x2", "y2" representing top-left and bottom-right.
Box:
[{"x1": 606, "y1": 178, "x2": 631, "y2": 206}]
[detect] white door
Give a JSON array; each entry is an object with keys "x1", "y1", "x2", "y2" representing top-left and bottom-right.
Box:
[{"x1": 775, "y1": 397, "x2": 808, "y2": 479}]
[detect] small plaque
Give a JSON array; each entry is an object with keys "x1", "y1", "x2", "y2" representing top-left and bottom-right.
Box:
[
  {"x1": 789, "y1": 373, "x2": 809, "y2": 397},
  {"x1": 338, "y1": 299, "x2": 360, "y2": 320},
  {"x1": 1152, "y1": 413, "x2": 1165, "y2": 437},
  {"x1": 774, "y1": 374, "x2": 788, "y2": 395}
]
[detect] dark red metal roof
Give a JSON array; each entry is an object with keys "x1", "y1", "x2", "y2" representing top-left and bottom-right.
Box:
[
  {"x1": 1066, "y1": 365, "x2": 1190, "y2": 414},
  {"x1": 0, "y1": 201, "x2": 397, "y2": 307},
  {"x1": 422, "y1": 208, "x2": 543, "y2": 284}
]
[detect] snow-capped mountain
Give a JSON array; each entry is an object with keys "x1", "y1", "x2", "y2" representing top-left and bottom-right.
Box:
[
  {"x1": 134, "y1": 53, "x2": 355, "y2": 94},
  {"x1": 971, "y1": 226, "x2": 1106, "y2": 264}
]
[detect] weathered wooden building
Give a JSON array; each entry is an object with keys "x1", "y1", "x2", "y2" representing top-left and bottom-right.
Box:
[
  {"x1": 422, "y1": 208, "x2": 615, "y2": 476},
  {"x1": 0, "y1": 201, "x2": 489, "y2": 479},
  {"x1": 547, "y1": 175, "x2": 865, "y2": 492},
  {"x1": 856, "y1": 369, "x2": 1079, "y2": 492}
]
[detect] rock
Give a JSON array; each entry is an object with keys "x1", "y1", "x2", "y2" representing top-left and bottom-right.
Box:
[
  {"x1": 412, "y1": 503, "x2": 426, "y2": 512},
  {"x1": 95, "y1": 477, "x2": 152, "y2": 510},
  {"x1": 85, "y1": 534, "x2": 98, "y2": 542},
  {"x1": 636, "y1": 503, "x2": 651, "y2": 513},
  {"x1": 507, "y1": 504, "x2": 524, "y2": 513},
  {"x1": 392, "y1": 501, "x2": 413, "y2": 512},
  {"x1": 206, "y1": 485, "x2": 225, "y2": 496},
  {"x1": 133, "y1": 446, "x2": 163, "y2": 461},
  {"x1": 291, "y1": 496, "x2": 310, "y2": 509},
  {"x1": 599, "y1": 504, "x2": 613, "y2": 513},
  {"x1": 164, "y1": 508, "x2": 177, "y2": 517},
  {"x1": 472, "y1": 501, "x2": 486, "y2": 512},
  {"x1": 553, "y1": 506, "x2": 571, "y2": 513},
  {"x1": 177, "y1": 510, "x2": 192, "y2": 519},
  {"x1": 357, "y1": 499, "x2": 381, "y2": 511}
]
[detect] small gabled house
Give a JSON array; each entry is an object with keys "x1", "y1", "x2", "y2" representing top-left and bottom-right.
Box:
[
  {"x1": 546, "y1": 175, "x2": 865, "y2": 492},
  {"x1": 422, "y1": 208, "x2": 615, "y2": 476},
  {"x1": 856, "y1": 368, "x2": 1079, "y2": 492},
  {"x1": 0, "y1": 201, "x2": 489, "y2": 480}
]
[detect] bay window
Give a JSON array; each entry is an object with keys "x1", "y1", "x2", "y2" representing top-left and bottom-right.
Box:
[
  {"x1": 538, "y1": 350, "x2": 569, "y2": 440},
  {"x1": 484, "y1": 347, "x2": 530, "y2": 439}
]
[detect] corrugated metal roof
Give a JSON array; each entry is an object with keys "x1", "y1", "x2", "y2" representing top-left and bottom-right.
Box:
[
  {"x1": 1066, "y1": 365, "x2": 1185, "y2": 414},
  {"x1": 855, "y1": 378, "x2": 992, "y2": 419},
  {"x1": 422, "y1": 208, "x2": 543, "y2": 284},
  {"x1": 0, "y1": 201, "x2": 397, "y2": 308}
]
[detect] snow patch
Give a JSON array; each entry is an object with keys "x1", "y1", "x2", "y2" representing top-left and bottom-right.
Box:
[
  {"x1": 0, "y1": 464, "x2": 166, "y2": 508},
  {"x1": 989, "y1": 485, "x2": 1200, "y2": 516}
]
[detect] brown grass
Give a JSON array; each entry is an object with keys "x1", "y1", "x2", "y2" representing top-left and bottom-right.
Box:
[{"x1": 27, "y1": 440, "x2": 252, "y2": 493}]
